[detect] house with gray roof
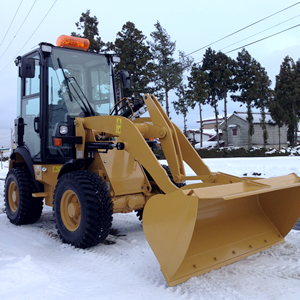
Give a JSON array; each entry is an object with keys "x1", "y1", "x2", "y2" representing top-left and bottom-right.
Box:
[{"x1": 219, "y1": 112, "x2": 288, "y2": 148}]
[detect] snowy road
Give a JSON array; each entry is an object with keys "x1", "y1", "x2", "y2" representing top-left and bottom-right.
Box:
[{"x1": 1, "y1": 157, "x2": 300, "y2": 299}]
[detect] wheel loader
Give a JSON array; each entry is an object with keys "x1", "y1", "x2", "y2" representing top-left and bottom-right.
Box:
[{"x1": 5, "y1": 35, "x2": 300, "y2": 287}]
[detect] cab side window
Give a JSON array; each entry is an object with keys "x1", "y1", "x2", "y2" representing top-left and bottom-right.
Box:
[
  {"x1": 21, "y1": 54, "x2": 41, "y2": 159},
  {"x1": 25, "y1": 59, "x2": 40, "y2": 96}
]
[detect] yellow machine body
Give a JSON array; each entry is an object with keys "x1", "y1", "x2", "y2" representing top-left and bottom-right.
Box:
[{"x1": 9, "y1": 94, "x2": 300, "y2": 286}]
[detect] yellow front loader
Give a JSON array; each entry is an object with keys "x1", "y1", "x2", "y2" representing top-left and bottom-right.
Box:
[{"x1": 5, "y1": 35, "x2": 300, "y2": 287}]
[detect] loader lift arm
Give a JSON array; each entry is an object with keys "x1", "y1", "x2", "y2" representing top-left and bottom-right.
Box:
[{"x1": 75, "y1": 94, "x2": 215, "y2": 194}]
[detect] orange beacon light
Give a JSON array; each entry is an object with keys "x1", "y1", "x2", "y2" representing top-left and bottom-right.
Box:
[{"x1": 56, "y1": 35, "x2": 90, "y2": 51}]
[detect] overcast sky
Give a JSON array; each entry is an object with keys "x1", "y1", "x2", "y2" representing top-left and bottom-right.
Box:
[{"x1": 0, "y1": 0, "x2": 299, "y2": 147}]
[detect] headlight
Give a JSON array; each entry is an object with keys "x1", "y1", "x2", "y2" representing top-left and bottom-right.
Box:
[{"x1": 59, "y1": 125, "x2": 68, "y2": 135}]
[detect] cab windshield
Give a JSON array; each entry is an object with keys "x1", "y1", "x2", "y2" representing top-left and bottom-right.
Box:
[{"x1": 48, "y1": 47, "x2": 115, "y2": 118}]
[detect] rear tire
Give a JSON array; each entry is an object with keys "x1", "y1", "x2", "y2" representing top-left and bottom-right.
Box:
[
  {"x1": 161, "y1": 165, "x2": 186, "y2": 188},
  {"x1": 53, "y1": 170, "x2": 113, "y2": 248},
  {"x1": 4, "y1": 166, "x2": 43, "y2": 225},
  {"x1": 136, "y1": 164, "x2": 186, "y2": 221}
]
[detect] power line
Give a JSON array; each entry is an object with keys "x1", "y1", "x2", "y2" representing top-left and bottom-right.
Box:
[
  {"x1": 15, "y1": 0, "x2": 57, "y2": 56},
  {"x1": 225, "y1": 23, "x2": 300, "y2": 54},
  {"x1": 185, "y1": 1, "x2": 300, "y2": 57},
  {"x1": 220, "y1": 14, "x2": 300, "y2": 52},
  {"x1": 0, "y1": 0, "x2": 23, "y2": 46},
  {"x1": 0, "y1": 0, "x2": 57, "y2": 73},
  {"x1": 0, "y1": 0, "x2": 37, "y2": 59},
  {"x1": 193, "y1": 22, "x2": 300, "y2": 63}
]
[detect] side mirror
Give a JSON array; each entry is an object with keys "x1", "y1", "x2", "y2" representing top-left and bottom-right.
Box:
[
  {"x1": 119, "y1": 70, "x2": 131, "y2": 89},
  {"x1": 111, "y1": 56, "x2": 120, "y2": 64},
  {"x1": 19, "y1": 57, "x2": 35, "y2": 78}
]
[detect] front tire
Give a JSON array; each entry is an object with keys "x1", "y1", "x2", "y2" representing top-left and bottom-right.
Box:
[
  {"x1": 53, "y1": 170, "x2": 113, "y2": 248},
  {"x1": 4, "y1": 166, "x2": 43, "y2": 225}
]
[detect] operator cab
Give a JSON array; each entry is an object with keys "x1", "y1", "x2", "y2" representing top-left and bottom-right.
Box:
[{"x1": 14, "y1": 35, "x2": 121, "y2": 164}]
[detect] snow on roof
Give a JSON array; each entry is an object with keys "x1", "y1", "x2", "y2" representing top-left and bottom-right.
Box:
[
  {"x1": 195, "y1": 141, "x2": 218, "y2": 149},
  {"x1": 233, "y1": 112, "x2": 275, "y2": 123},
  {"x1": 203, "y1": 128, "x2": 220, "y2": 135},
  {"x1": 186, "y1": 129, "x2": 200, "y2": 132},
  {"x1": 198, "y1": 116, "x2": 225, "y2": 123},
  {"x1": 187, "y1": 128, "x2": 222, "y2": 136}
]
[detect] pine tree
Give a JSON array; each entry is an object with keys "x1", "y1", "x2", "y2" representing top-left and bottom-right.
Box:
[
  {"x1": 269, "y1": 96, "x2": 286, "y2": 148},
  {"x1": 293, "y1": 59, "x2": 300, "y2": 143},
  {"x1": 202, "y1": 48, "x2": 222, "y2": 148},
  {"x1": 274, "y1": 56, "x2": 299, "y2": 146},
  {"x1": 215, "y1": 51, "x2": 237, "y2": 147},
  {"x1": 254, "y1": 63, "x2": 272, "y2": 148},
  {"x1": 173, "y1": 83, "x2": 189, "y2": 134},
  {"x1": 71, "y1": 10, "x2": 106, "y2": 53},
  {"x1": 187, "y1": 63, "x2": 210, "y2": 147},
  {"x1": 149, "y1": 21, "x2": 182, "y2": 117},
  {"x1": 114, "y1": 21, "x2": 154, "y2": 98},
  {"x1": 231, "y1": 49, "x2": 260, "y2": 149}
]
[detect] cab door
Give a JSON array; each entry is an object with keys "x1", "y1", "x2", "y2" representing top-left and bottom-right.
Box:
[{"x1": 19, "y1": 52, "x2": 41, "y2": 160}]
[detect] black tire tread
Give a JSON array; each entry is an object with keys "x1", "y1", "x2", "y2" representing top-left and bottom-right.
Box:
[
  {"x1": 135, "y1": 164, "x2": 186, "y2": 221},
  {"x1": 4, "y1": 166, "x2": 43, "y2": 225},
  {"x1": 53, "y1": 170, "x2": 113, "y2": 249},
  {"x1": 161, "y1": 165, "x2": 186, "y2": 188}
]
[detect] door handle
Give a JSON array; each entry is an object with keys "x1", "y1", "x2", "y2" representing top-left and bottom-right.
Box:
[{"x1": 34, "y1": 117, "x2": 40, "y2": 133}]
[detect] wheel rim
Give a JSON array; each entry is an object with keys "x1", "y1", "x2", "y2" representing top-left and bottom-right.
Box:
[
  {"x1": 61, "y1": 190, "x2": 81, "y2": 231},
  {"x1": 8, "y1": 181, "x2": 18, "y2": 212}
]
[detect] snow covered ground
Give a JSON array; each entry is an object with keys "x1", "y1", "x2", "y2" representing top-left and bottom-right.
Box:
[{"x1": 1, "y1": 157, "x2": 300, "y2": 300}]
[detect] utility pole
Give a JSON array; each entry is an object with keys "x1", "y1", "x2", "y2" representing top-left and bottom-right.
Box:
[
  {"x1": 0, "y1": 148, "x2": 3, "y2": 170},
  {"x1": 11, "y1": 128, "x2": 14, "y2": 154}
]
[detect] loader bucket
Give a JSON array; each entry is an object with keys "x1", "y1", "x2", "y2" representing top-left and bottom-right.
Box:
[{"x1": 143, "y1": 173, "x2": 300, "y2": 287}]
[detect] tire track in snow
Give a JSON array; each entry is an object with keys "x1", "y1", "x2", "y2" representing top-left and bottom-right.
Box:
[
  {"x1": 169, "y1": 231, "x2": 300, "y2": 300},
  {"x1": 22, "y1": 209, "x2": 179, "y2": 297},
  {"x1": 0, "y1": 211, "x2": 156, "y2": 298},
  {"x1": 38, "y1": 224, "x2": 187, "y2": 299},
  {"x1": 249, "y1": 242, "x2": 300, "y2": 281}
]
